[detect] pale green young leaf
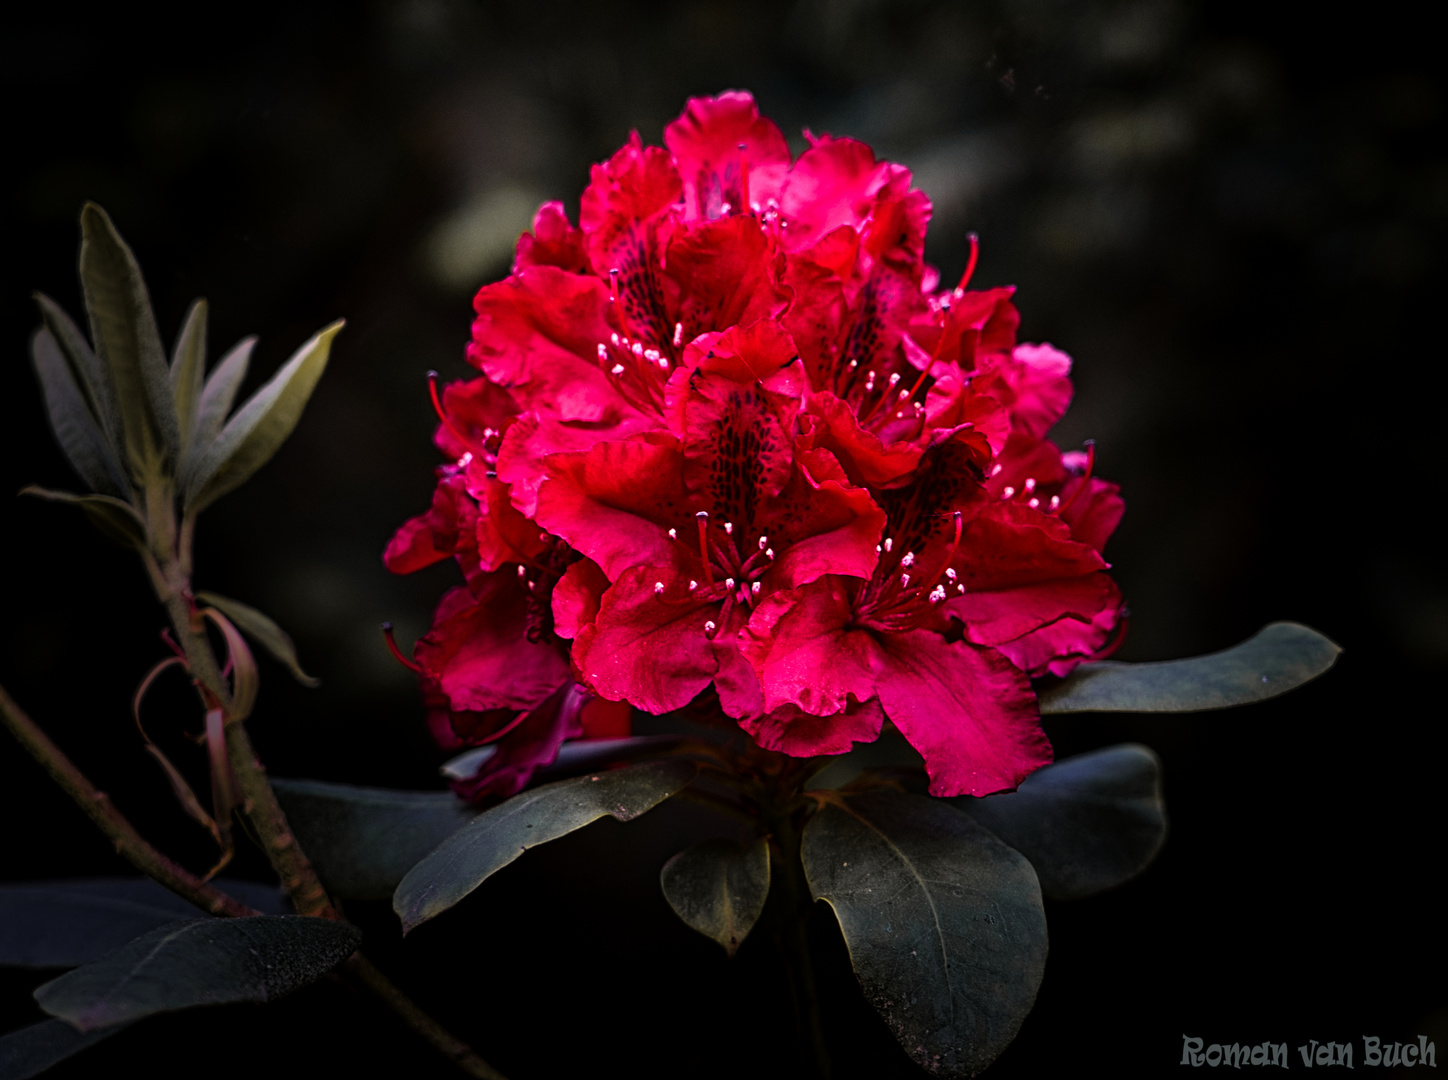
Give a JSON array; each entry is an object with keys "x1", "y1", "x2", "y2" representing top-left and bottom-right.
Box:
[
  {"x1": 20, "y1": 486, "x2": 147, "y2": 551},
  {"x1": 191, "y1": 335, "x2": 255, "y2": 450},
  {"x1": 33, "y1": 293, "x2": 121, "y2": 448},
  {"x1": 28, "y1": 329, "x2": 129, "y2": 499},
  {"x1": 196, "y1": 591, "x2": 319, "y2": 687},
  {"x1": 183, "y1": 321, "x2": 343, "y2": 515},
  {"x1": 169, "y1": 298, "x2": 208, "y2": 469}
]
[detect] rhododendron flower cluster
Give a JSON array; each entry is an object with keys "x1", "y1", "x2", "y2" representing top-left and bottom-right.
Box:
[{"x1": 386, "y1": 92, "x2": 1124, "y2": 800}]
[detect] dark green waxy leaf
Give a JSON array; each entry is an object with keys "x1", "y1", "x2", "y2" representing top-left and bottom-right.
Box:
[
  {"x1": 28, "y1": 328, "x2": 129, "y2": 498},
  {"x1": 802, "y1": 791, "x2": 1048, "y2": 1078},
  {"x1": 395, "y1": 759, "x2": 696, "y2": 933},
  {"x1": 953, "y1": 744, "x2": 1166, "y2": 900},
  {"x1": 0, "y1": 1019, "x2": 128, "y2": 1080},
  {"x1": 197, "y1": 592, "x2": 319, "y2": 687},
  {"x1": 0, "y1": 878, "x2": 288, "y2": 968},
  {"x1": 1038, "y1": 622, "x2": 1341, "y2": 714},
  {"x1": 78, "y1": 203, "x2": 178, "y2": 485},
  {"x1": 169, "y1": 298, "x2": 208, "y2": 471},
  {"x1": 34, "y1": 916, "x2": 360, "y2": 1032},
  {"x1": 271, "y1": 779, "x2": 481, "y2": 901},
  {"x1": 439, "y1": 734, "x2": 685, "y2": 782},
  {"x1": 183, "y1": 320, "x2": 343, "y2": 515},
  {"x1": 34, "y1": 293, "x2": 120, "y2": 449},
  {"x1": 20, "y1": 486, "x2": 146, "y2": 551},
  {"x1": 660, "y1": 838, "x2": 770, "y2": 956},
  {"x1": 192, "y1": 336, "x2": 255, "y2": 452}
]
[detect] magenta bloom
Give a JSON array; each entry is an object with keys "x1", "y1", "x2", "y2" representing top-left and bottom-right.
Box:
[{"x1": 387, "y1": 91, "x2": 1124, "y2": 798}]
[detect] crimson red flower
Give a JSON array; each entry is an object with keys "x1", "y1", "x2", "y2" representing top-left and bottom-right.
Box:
[{"x1": 387, "y1": 91, "x2": 1125, "y2": 798}]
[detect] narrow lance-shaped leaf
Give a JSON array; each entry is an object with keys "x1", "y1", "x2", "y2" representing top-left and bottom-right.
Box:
[
  {"x1": 202, "y1": 609, "x2": 259, "y2": 721},
  {"x1": 802, "y1": 791, "x2": 1049, "y2": 1079},
  {"x1": 192, "y1": 336, "x2": 255, "y2": 451},
  {"x1": 34, "y1": 293, "x2": 121, "y2": 450},
  {"x1": 395, "y1": 759, "x2": 696, "y2": 933},
  {"x1": 184, "y1": 320, "x2": 344, "y2": 516},
  {"x1": 169, "y1": 298, "x2": 208, "y2": 471},
  {"x1": 20, "y1": 486, "x2": 146, "y2": 551},
  {"x1": 33, "y1": 916, "x2": 360, "y2": 1032},
  {"x1": 0, "y1": 1019, "x2": 127, "y2": 1080},
  {"x1": 78, "y1": 203, "x2": 178, "y2": 484},
  {"x1": 198, "y1": 592, "x2": 319, "y2": 687},
  {"x1": 660, "y1": 838, "x2": 770, "y2": 957},
  {"x1": 271, "y1": 779, "x2": 482, "y2": 901},
  {"x1": 953, "y1": 744, "x2": 1167, "y2": 900},
  {"x1": 1038, "y1": 622, "x2": 1341, "y2": 714},
  {"x1": 29, "y1": 329, "x2": 129, "y2": 498}
]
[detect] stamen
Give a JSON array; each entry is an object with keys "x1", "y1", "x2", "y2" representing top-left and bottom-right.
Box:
[
  {"x1": 695, "y1": 512, "x2": 715, "y2": 585},
  {"x1": 597, "y1": 343, "x2": 608, "y2": 362},
  {"x1": 611, "y1": 332, "x2": 621, "y2": 346},
  {"x1": 673, "y1": 322, "x2": 684, "y2": 347},
  {"x1": 887, "y1": 372, "x2": 901, "y2": 387},
  {"x1": 427, "y1": 371, "x2": 473, "y2": 448},
  {"x1": 517, "y1": 565, "x2": 526, "y2": 578},
  {"x1": 654, "y1": 581, "x2": 665, "y2": 595},
  {"x1": 901, "y1": 551, "x2": 916, "y2": 568},
  {"x1": 929, "y1": 585, "x2": 947, "y2": 603},
  {"x1": 945, "y1": 568, "x2": 957, "y2": 582},
  {"x1": 725, "y1": 578, "x2": 736, "y2": 590},
  {"x1": 765, "y1": 548, "x2": 774, "y2": 560},
  {"x1": 723, "y1": 521, "x2": 734, "y2": 536},
  {"x1": 758, "y1": 535, "x2": 768, "y2": 550},
  {"x1": 751, "y1": 581, "x2": 761, "y2": 595},
  {"x1": 1024, "y1": 477, "x2": 1037, "y2": 493},
  {"x1": 1002, "y1": 486, "x2": 1016, "y2": 499},
  {"x1": 956, "y1": 232, "x2": 980, "y2": 292},
  {"x1": 990, "y1": 463, "x2": 1004, "y2": 477},
  {"x1": 669, "y1": 528, "x2": 678, "y2": 540},
  {"x1": 704, "y1": 620, "x2": 717, "y2": 636},
  {"x1": 688, "y1": 580, "x2": 698, "y2": 591},
  {"x1": 609, "y1": 268, "x2": 619, "y2": 301},
  {"x1": 1028, "y1": 498, "x2": 1040, "y2": 509},
  {"x1": 381, "y1": 623, "x2": 422, "y2": 673},
  {"x1": 611, "y1": 363, "x2": 626, "y2": 375},
  {"x1": 1048, "y1": 495, "x2": 1061, "y2": 511},
  {"x1": 901, "y1": 573, "x2": 911, "y2": 587},
  {"x1": 1058, "y1": 440, "x2": 1097, "y2": 515},
  {"x1": 738, "y1": 143, "x2": 751, "y2": 212},
  {"x1": 883, "y1": 538, "x2": 893, "y2": 553},
  {"x1": 956, "y1": 583, "x2": 965, "y2": 594},
  {"x1": 632, "y1": 342, "x2": 644, "y2": 357}
]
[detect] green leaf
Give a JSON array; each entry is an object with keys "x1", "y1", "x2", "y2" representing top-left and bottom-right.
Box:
[
  {"x1": 183, "y1": 320, "x2": 343, "y2": 516},
  {"x1": 660, "y1": 838, "x2": 770, "y2": 957},
  {"x1": 20, "y1": 486, "x2": 147, "y2": 551},
  {"x1": 1037, "y1": 622, "x2": 1341, "y2": 714},
  {"x1": 394, "y1": 759, "x2": 696, "y2": 934},
  {"x1": 953, "y1": 744, "x2": 1166, "y2": 900},
  {"x1": 34, "y1": 916, "x2": 360, "y2": 1032},
  {"x1": 28, "y1": 328, "x2": 129, "y2": 498},
  {"x1": 802, "y1": 791, "x2": 1048, "y2": 1078},
  {"x1": 0, "y1": 878, "x2": 287, "y2": 969},
  {"x1": 0, "y1": 1019, "x2": 127, "y2": 1079},
  {"x1": 200, "y1": 609, "x2": 258, "y2": 722},
  {"x1": 34, "y1": 293, "x2": 121, "y2": 450},
  {"x1": 271, "y1": 779, "x2": 481, "y2": 901},
  {"x1": 196, "y1": 592, "x2": 319, "y2": 687},
  {"x1": 192, "y1": 336, "x2": 255, "y2": 452},
  {"x1": 78, "y1": 203, "x2": 178, "y2": 485},
  {"x1": 169, "y1": 298, "x2": 208, "y2": 471}
]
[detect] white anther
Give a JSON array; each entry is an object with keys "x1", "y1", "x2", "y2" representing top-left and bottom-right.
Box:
[
  {"x1": 898, "y1": 389, "x2": 910, "y2": 400},
  {"x1": 875, "y1": 545, "x2": 882, "y2": 554},
  {"x1": 900, "y1": 551, "x2": 916, "y2": 568},
  {"x1": 611, "y1": 333, "x2": 621, "y2": 346},
  {"x1": 913, "y1": 402, "x2": 924, "y2": 412},
  {"x1": 883, "y1": 538, "x2": 894, "y2": 553},
  {"x1": 720, "y1": 202, "x2": 732, "y2": 215},
  {"x1": 668, "y1": 528, "x2": 678, "y2": 539},
  {"x1": 929, "y1": 585, "x2": 947, "y2": 603},
  {"x1": 704, "y1": 620, "x2": 717, "y2": 635},
  {"x1": 1049, "y1": 495, "x2": 1061, "y2": 511},
  {"x1": 945, "y1": 568, "x2": 957, "y2": 582},
  {"x1": 765, "y1": 548, "x2": 774, "y2": 560},
  {"x1": 848, "y1": 360, "x2": 858, "y2": 370},
  {"x1": 1024, "y1": 477, "x2": 1037, "y2": 493},
  {"x1": 482, "y1": 427, "x2": 498, "y2": 440},
  {"x1": 751, "y1": 581, "x2": 761, "y2": 595},
  {"x1": 725, "y1": 578, "x2": 736, "y2": 590},
  {"x1": 516, "y1": 565, "x2": 526, "y2": 578},
  {"x1": 901, "y1": 573, "x2": 911, "y2": 587},
  {"x1": 956, "y1": 583, "x2": 966, "y2": 594},
  {"x1": 632, "y1": 342, "x2": 644, "y2": 357},
  {"x1": 1028, "y1": 498, "x2": 1040, "y2": 509},
  {"x1": 654, "y1": 581, "x2": 665, "y2": 595},
  {"x1": 758, "y1": 535, "x2": 768, "y2": 549},
  {"x1": 673, "y1": 322, "x2": 684, "y2": 347},
  {"x1": 888, "y1": 372, "x2": 901, "y2": 387},
  {"x1": 457, "y1": 452, "x2": 473, "y2": 468},
  {"x1": 723, "y1": 521, "x2": 734, "y2": 535},
  {"x1": 611, "y1": 363, "x2": 626, "y2": 375},
  {"x1": 696, "y1": 510, "x2": 709, "y2": 519},
  {"x1": 659, "y1": 355, "x2": 670, "y2": 369},
  {"x1": 597, "y1": 343, "x2": 609, "y2": 361},
  {"x1": 1002, "y1": 486, "x2": 1016, "y2": 499},
  {"x1": 990, "y1": 463, "x2": 1004, "y2": 477},
  {"x1": 644, "y1": 348, "x2": 659, "y2": 361},
  {"x1": 688, "y1": 580, "x2": 698, "y2": 591}
]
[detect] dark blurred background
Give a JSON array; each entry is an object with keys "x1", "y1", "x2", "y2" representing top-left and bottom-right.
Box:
[{"x1": 1, "y1": 1, "x2": 1444, "y2": 1077}]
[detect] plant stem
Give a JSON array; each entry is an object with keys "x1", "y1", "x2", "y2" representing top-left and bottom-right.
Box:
[
  {"x1": 770, "y1": 808, "x2": 832, "y2": 1080},
  {"x1": 0, "y1": 679, "x2": 257, "y2": 918},
  {"x1": 341, "y1": 954, "x2": 510, "y2": 1080}
]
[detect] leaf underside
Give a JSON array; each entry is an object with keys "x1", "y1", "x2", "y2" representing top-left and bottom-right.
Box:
[
  {"x1": 1037, "y1": 621, "x2": 1341, "y2": 714},
  {"x1": 0, "y1": 1018, "x2": 129, "y2": 1080},
  {"x1": 33, "y1": 915, "x2": 360, "y2": 1032},
  {"x1": 954, "y1": 744, "x2": 1166, "y2": 900},
  {"x1": 196, "y1": 592, "x2": 319, "y2": 687},
  {"x1": 394, "y1": 759, "x2": 696, "y2": 933},
  {"x1": 802, "y1": 791, "x2": 1048, "y2": 1078},
  {"x1": 660, "y1": 837, "x2": 771, "y2": 956}
]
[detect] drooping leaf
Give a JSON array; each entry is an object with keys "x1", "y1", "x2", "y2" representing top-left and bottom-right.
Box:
[
  {"x1": 192, "y1": 336, "x2": 255, "y2": 451},
  {"x1": 34, "y1": 293, "x2": 121, "y2": 450},
  {"x1": 802, "y1": 791, "x2": 1048, "y2": 1078},
  {"x1": 439, "y1": 734, "x2": 684, "y2": 783},
  {"x1": 271, "y1": 779, "x2": 481, "y2": 901},
  {"x1": 197, "y1": 592, "x2": 319, "y2": 687},
  {"x1": 169, "y1": 298, "x2": 208, "y2": 470},
  {"x1": 0, "y1": 878, "x2": 287, "y2": 969},
  {"x1": 20, "y1": 486, "x2": 146, "y2": 551},
  {"x1": 34, "y1": 915, "x2": 360, "y2": 1032},
  {"x1": 0, "y1": 1019, "x2": 127, "y2": 1080},
  {"x1": 660, "y1": 838, "x2": 770, "y2": 956},
  {"x1": 1037, "y1": 622, "x2": 1341, "y2": 714},
  {"x1": 201, "y1": 609, "x2": 258, "y2": 722},
  {"x1": 395, "y1": 759, "x2": 696, "y2": 933},
  {"x1": 28, "y1": 329, "x2": 129, "y2": 498},
  {"x1": 183, "y1": 320, "x2": 343, "y2": 516},
  {"x1": 953, "y1": 744, "x2": 1166, "y2": 900},
  {"x1": 78, "y1": 203, "x2": 178, "y2": 485}
]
